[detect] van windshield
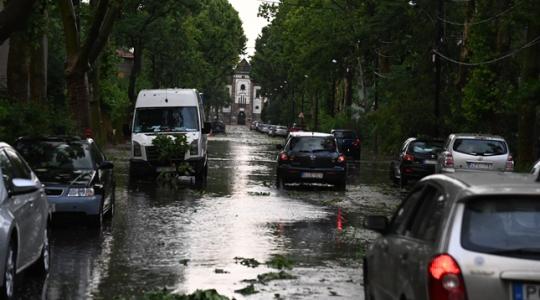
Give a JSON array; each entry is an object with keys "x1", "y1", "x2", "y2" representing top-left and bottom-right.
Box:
[{"x1": 133, "y1": 107, "x2": 199, "y2": 133}]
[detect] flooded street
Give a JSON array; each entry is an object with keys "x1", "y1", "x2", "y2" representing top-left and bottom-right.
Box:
[{"x1": 16, "y1": 126, "x2": 403, "y2": 299}]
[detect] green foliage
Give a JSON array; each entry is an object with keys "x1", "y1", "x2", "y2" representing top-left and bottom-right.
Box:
[
  {"x1": 234, "y1": 257, "x2": 261, "y2": 268},
  {"x1": 265, "y1": 254, "x2": 294, "y2": 270},
  {"x1": 144, "y1": 289, "x2": 229, "y2": 300},
  {"x1": 152, "y1": 134, "x2": 190, "y2": 164},
  {"x1": 0, "y1": 99, "x2": 75, "y2": 144},
  {"x1": 234, "y1": 284, "x2": 258, "y2": 295},
  {"x1": 256, "y1": 271, "x2": 297, "y2": 284}
]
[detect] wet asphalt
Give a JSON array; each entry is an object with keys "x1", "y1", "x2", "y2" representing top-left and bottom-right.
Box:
[{"x1": 15, "y1": 126, "x2": 404, "y2": 300}]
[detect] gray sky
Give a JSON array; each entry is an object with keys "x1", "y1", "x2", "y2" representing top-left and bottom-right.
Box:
[{"x1": 228, "y1": 0, "x2": 270, "y2": 59}]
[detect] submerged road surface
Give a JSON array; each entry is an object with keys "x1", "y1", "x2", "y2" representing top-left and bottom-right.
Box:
[{"x1": 16, "y1": 126, "x2": 403, "y2": 299}]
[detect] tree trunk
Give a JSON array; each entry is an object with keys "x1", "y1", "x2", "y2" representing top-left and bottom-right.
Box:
[
  {"x1": 0, "y1": 0, "x2": 37, "y2": 45},
  {"x1": 517, "y1": 21, "x2": 540, "y2": 169},
  {"x1": 128, "y1": 40, "x2": 143, "y2": 104},
  {"x1": 66, "y1": 73, "x2": 91, "y2": 131},
  {"x1": 7, "y1": 32, "x2": 30, "y2": 101},
  {"x1": 456, "y1": 0, "x2": 475, "y2": 88},
  {"x1": 30, "y1": 34, "x2": 48, "y2": 103},
  {"x1": 89, "y1": 62, "x2": 104, "y2": 143}
]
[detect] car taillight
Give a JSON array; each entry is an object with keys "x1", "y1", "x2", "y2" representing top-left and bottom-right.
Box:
[
  {"x1": 353, "y1": 138, "x2": 361, "y2": 147},
  {"x1": 279, "y1": 152, "x2": 289, "y2": 161},
  {"x1": 403, "y1": 153, "x2": 415, "y2": 162},
  {"x1": 429, "y1": 254, "x2": 467, "y2": 300},
  {"x1": 337, "y1": 155, "x2": 346, "y2": 163},
  {"x1": 444, "y1": 152, "x2": 454, "y2": 168},
  {"x1": 506, "y1": 154, "x2": 514, "y2": 172}
]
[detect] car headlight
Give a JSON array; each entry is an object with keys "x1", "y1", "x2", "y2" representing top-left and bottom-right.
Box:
[
  {"x1": 67, "y1": 188, "x2": 95, "y2": 197},
  {"x1": 133, "y1": 141, "x2": 142, "y2": 157},
  {"x1": 190, "y1": 139, "x2": 199, "y2": 155}
]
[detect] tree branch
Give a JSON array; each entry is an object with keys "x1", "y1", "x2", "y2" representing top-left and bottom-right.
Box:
[
  {"x1": 58, "y1": 0, "x2": 81, "y2": 73},
  {"x1": 87, "y1": 1, "x2": 122, "y2": 65}
]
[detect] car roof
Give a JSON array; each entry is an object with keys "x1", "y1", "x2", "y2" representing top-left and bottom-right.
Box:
[
  {"x1": 136, "y1": 89, "x2": 199, "y2": 108},
  {"x1": 449, "y1": 133, "x2": 506, "y2": 140},
  {"x1": 331, "y1": 129, "x2": 355, "y2": 133},
  {"x1": 0, "y1": 142, "x2": 12, "y2": 149},
  {"x1": 421, "y1": 172, "x2": 540, "y2": 200},
  {"x1": 16, "y1": 136, "x2": 93, "y2": 144},
  {"x1": 289, "y1": 132, "x2": 334, "y2": 138}
]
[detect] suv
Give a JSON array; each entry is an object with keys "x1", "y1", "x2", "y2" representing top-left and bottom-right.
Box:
[
  {"x1": 364, "y1": 172, "x2": 540, "y2": 300},
  {"x1": 436, "y1": 134, "x2": 514, "y2": 173},
  {"x1": 331, "y1": 129, "x2": 361, "y2": 160},
  {"x1": 276, "y1": 132, "x2": 347, "y2": 190},
  {"x1": 0, "y1": 142, "x2": 51, "y2": 299}
]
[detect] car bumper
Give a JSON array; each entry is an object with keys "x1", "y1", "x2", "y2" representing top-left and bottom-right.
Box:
[
  {"x1": 401, "y1": 163, "x2": 437, "y2": 179},
  {"x1": 130, "y1": 157, "x2": 206, "y2": 175},
  {"x1": 48, "y1": 194, "x2": 103, "y2": 215},
  {"x1": 278, "y1": 166, "x2": 346, "y2": 184}
]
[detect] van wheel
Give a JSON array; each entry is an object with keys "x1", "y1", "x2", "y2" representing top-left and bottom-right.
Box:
[
  {"x1": 1, "y1": 243, "x2": 16, "y2": 300},
  {"x1": 195, "y1": 163, "x2": 208, "y2": 188}
]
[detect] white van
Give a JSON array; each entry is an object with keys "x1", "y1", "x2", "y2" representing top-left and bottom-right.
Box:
[{"x1": 129, "y1": 89, "x2": 210, "y2": 185}]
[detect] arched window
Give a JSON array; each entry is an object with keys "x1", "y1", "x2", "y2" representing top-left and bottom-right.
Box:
[{"x1": 240, "y1": 84, "x2": 246, "y2": 91}]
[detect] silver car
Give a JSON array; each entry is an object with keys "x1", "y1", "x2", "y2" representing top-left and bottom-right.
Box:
[
  {"x1": 364, "y1": 172, "x2": 540, "y2": 300},
  {"x1": 436, "y1": 134, "x2": 514, "y2": 173},
  {"x1": 0, "y1": 143, "x2": 50, "y2": 299}
]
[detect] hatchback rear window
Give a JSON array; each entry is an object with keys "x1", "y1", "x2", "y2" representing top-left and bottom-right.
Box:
[
  {"x1": 334, "y1": 131, "x2": 356, "y2": 139},
  {"x1": 289, "y1": 137, "x2": 337, "y2": 152},
  {"x1": 453, "y1": 139, "x2": 507, "y2": 156},
  {"x1": 461, "y1": 197, "x2": 540, "y2": 259},
  {"x1": 408, "y1": 141, "x2": 443, "y2": 155}
]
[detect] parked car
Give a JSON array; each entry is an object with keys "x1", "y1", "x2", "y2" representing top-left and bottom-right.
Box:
[
  {"x1": 211, "y1": 120, "x2": 226, "y2": 134},
  {"x1": 129, "y1": 89, "x2": 210, "y2": 186},
  {"x1": 273, "y1": 125, "x2": 289, "y2": 137},
  {"x1": 288, "y1": 123, "x2": 305, "y2": 133},
  {"x1": 364, "y1": 171, "x2": 540, "y2": 300},
  {"x1": 436, "y1": 133, "x2": 514, "y2": 173},
  {"x1": 250, "y1": 121, "x2": 258, "y2": 131},
  {"x1": 0, "y1": 142, "x2": 50, "y2": 299},
  {"x1": 276, "y1": 132, "x2": 347, "y2": 190},
  {"x1": 390, "y1": 137, "x2": 444, "y2": 187},
  {"x1": 331, "y1": 129, "x2": 361, "y2": 160},
  {"x1": 261, "y1": 124, "x2": 271, "y2": 134},
  {"x1": 531, "y1": 160, "x2": 540, "y2": 176},
  {"x1": 267, "y1": 125, "x2": 277, "y2": 136},
  {"x1": 15, "y1": 137, "x2": 115, "y2": 227}
]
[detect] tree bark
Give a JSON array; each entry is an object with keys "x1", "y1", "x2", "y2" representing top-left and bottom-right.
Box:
[
  {"x1": 30, "y1": 34, "x2": 48, "y2": 103},
  {"x1": 7, "y1": 32, "x2": 30, "y2": 101},
  {"x1": 66, "y1": 73, "x2": 91, "y2": 130}
]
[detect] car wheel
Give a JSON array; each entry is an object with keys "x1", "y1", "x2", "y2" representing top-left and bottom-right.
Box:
[
  {"x1": 89, "y1": 207, "x2": 104, "y2": 228},
  {"x1": 194, "y1": 163, "x2": 208, "y2": 188},
  {"x1": 1, "y1": 243, "x2": 15, "y2": 300},
  {"x1": 32, "y1": 225, "x2": 50, "y2": 276},
  {"x1": 400, "y1": 174, "x2": 408, "y2": 188}
]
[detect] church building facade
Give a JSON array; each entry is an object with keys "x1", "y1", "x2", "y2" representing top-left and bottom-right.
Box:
[{"x1": 221, "y1": 59, "x2": 264, "y2": 125}]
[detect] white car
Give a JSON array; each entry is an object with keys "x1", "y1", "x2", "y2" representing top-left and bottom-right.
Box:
[{"x1": 129, "y1": 89, "x2": 211, "y2": 186}]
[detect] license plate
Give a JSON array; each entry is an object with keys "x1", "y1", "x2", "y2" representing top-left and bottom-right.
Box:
[
  {"x1": 157, "y1": 166, "x2": 176, "y2": 172},
  {"x1": 513, "y1": 282, "x2": 540, "y2": 300},
  {"x1": 424, "y1": 159, "x2": 437, "y2": 165},
  {"x1": 468, "y1": 162, "x2": 492, "y2": 169},
  {"x1": 301, "y1": 172, "x2": 323, "y2": 179}
]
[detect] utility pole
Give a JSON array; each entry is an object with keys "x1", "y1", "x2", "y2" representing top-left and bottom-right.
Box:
[{"x1": 434, "y1": 0, "x2": 444, "y2": 137}]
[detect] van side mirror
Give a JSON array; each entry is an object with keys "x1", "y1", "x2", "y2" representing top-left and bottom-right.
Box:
[
  {"x1": 10, "y1": 178, "x2": 39, "y2": 196},
  {"x1": 364, "y1": 216, "x2": 389, "y2": 234},
  {"x1": 203, "y1": 122, "x2": 212, "y2": 134}
]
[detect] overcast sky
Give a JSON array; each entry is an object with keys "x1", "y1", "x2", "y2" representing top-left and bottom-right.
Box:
[{"x1": 228, "y1": 0, "x2": 270, "y2": 59}]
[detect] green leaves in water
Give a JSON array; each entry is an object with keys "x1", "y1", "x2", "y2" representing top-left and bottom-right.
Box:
[
  {"x1": 265, "y1": 254, "x2": 294, "y2": 270},
  {"x1": 234, "y1": 257, "x2": 261, "y2": 268},
  {"x1": 257, "y1": 271, "x2": 297, "y2": 284},
  {"x1": 234, "y1": 284, "x2": 259, "y2": 295},
  {"x1": 144, "y1": 289, "x2": 229, "y2": 300}
]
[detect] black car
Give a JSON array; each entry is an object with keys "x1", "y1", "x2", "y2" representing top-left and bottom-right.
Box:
[
  {"x1": 389, "y1": 137, "x2": 443, "y2": 187},
  {"x1": 276, "y1": 132, "x2": 347, "y2": 190},
  {"x1": 331, "y1": 129, "x2": 361, "y2": 160},
  {"x1": 15, "y1": 136, "x2": 115, "y2": 227},
  {"x1": 211, "y1": 120, "x2": 226, "y2": 134}
]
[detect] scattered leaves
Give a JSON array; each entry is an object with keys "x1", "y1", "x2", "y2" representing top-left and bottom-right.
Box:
[
  {"x1": 257, "y1": 271, "x2": 296, "y2": 284},
  {"x1": 144, "y1": 288, "x2": 229, "y2": 300},
  {"x1": 265, "y1": 254, "x2": 294, "y2": 270},
  {"x1": 234, "y1": 284, "x2": 258, "y2": 295},
  {"x1": 234, "y1": 257, "x2": 261, "y2": 268}
]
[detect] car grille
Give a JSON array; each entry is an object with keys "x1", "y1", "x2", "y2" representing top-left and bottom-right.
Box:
[
  {"x1": 45, "y1": 188, "x2": 64, "y2": 196},
  {"x1": 145, "y1": 146, "x2": 159, "y2": 161}
]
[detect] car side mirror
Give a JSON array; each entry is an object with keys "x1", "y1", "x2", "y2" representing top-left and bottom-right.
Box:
[
  {"x1": 364, "y1": 216, "x2": 389, "y2": 234},
  {"x1": 276, "y1": 144, "x2": 283, "y2": 150},
  {"x1": 10, "y1": 178, "x2": 38, "y2": 196},
  {"x1": 98, "y1": 161, "x2": 114, "y2": 170},
  {"x1": 203, "y1": 122, "x2": 212, "y2": 134}
]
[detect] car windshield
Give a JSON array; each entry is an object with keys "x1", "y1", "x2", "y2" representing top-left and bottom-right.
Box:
[
  {"x1": 334, "y1": 131, "x2": 356, "y2": 139},
  {"x1": 461, "y1": 197, "x2": 540, "y2": 258},
  {"x1": 15, "y1": 141, "x2": 93, "y2": 171},
  {"x1": 289, "y1": 137, "x2": 337, "y2": 152},
  {"x1": 409, "y1": 141, "x2": 443, "y2": 155},
  {"x1": 133, "y1": 107, "x2": 199, "y2": 133},
  {"x1": 453, "y1": 138, "x2": 507, "y2": 156}
]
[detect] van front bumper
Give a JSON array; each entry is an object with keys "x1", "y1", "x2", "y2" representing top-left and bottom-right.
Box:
[{"x1": 130, "y1": 157, "x2": 206, "y2": 176}]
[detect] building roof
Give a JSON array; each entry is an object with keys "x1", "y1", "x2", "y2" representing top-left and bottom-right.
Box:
[{"x1": 235, "y1": 59, "x2": 251, "y2": 74}]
